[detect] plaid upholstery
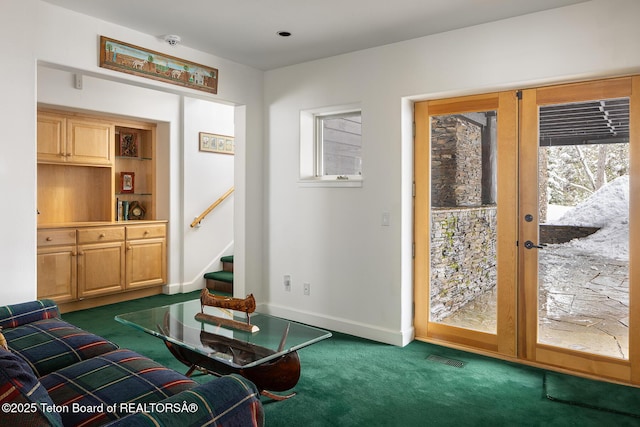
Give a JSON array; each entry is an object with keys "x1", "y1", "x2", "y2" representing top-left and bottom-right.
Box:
[
  {"x1": 0, "y1": 300, "x2": 59, "y2": 329},
  {"x1": 4, "y1": 318, "x2": 119, "y2": 377},
  {"x1": 0, "y1": 347, "x2": 63, "y2": 427},
  {"x1": 110, "y1": 374, "x2": 265, "y2": 427},
  {"x1": 41, "y1": 349, "x2": 197, "y2": 427},
  {"x1": 0, "y1": 300, "x2": 265, "y2": 427}
]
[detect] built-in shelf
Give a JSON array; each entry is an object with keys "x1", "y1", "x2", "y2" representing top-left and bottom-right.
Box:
[{"x1": 37, "y1": 109, "x2": 157, "y2": 224}]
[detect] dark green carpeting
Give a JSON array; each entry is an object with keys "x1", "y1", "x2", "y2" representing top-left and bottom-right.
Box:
[
  {"x1": 62, "y1": 293, "x2": 640, "y2": 426},
  {"x1": 544, "y1": 371, "x2": 640, "y2": 419}
]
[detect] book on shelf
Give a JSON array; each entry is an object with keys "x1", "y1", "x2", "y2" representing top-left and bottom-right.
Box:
[{"x1": 117, "y1": 199, "x2": 122, "y2": 221}]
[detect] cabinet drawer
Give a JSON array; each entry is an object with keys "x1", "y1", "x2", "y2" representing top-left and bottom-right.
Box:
[
  {"x1": 77, "y1": 227, "x2": 125, "y2": 244},
  {"x1": 126, "y1": 224, "x2": 166, "y2": 240},
  {"x1": 37, "y1": 229, "x2": 76, "y2": 246}
]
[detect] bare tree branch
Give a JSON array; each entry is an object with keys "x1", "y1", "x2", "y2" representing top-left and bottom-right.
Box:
[{"x1": 574, "y1": 145, "x2": 596, "y2": 190}]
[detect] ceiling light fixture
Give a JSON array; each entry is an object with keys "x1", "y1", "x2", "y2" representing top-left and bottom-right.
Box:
[
  {"x1": 277, "y1": 31, "x2": 292, "y2": 37},
  {"x1": 163, "y1": 35, "x2": 182, "y2": 46}
]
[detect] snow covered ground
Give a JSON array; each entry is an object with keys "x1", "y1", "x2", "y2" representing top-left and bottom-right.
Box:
[
  {"x1": 539, "y1": 175, "x2": 630, "y2": 357},
  {"x1": 545, "y1": 175, "x2": 629, "y2": 261},
  {"x1": 441, "y1": 176, "x2": 630, "y2": 357}
]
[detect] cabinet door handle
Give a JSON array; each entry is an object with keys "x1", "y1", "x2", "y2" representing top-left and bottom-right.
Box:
[
  {"x1": 127, "y1": 246, "x2": 133, "y2": 251},
  {"x1": 46, "y1": 237, "x2": 52, "y2": 241},
  {"x1": 99, "y1": 233, "x2": 106, "y2": 238},
  {"x1": 71, "y1": 251, "x2": 77, "y2": 257}
]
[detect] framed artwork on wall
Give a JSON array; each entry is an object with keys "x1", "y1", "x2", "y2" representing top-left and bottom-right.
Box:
[
  {"x1": 99, "y1": 36, "x2": 218, "y2": 94},
  {"x1": 199, "y1": 132, "x2": 234, "y2": 155}
]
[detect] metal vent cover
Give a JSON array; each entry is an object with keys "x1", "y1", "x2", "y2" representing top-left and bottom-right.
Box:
[{"x1": 427, "y1": 354, "x2": 466, "y2": 368}]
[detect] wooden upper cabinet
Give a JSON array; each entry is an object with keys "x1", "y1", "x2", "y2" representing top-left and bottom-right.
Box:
[
  {"x1": 67, "y1": 118, "x2": 114, "y2": 166},
  {"x1": 37, "y1": 111, "x2": 114, "y2": 166},
  {"x1": 37, "y1": 112, "x2": 66, "y2": 163}
]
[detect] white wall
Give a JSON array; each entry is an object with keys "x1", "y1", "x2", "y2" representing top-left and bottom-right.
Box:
[
  {"x1": 182, "y1": 98, "x2": 235, "y2": 291},
  {"x1": 263, "y1": 0, "x2": 640, "y2": 345},
  {"x1": 0, "y1": 1, "x2": 38, "y2": 303},
  {"x1": 0, "y1": 0, "x2": 264, "y2": 304},
  {"x1": 4, "y1": 0, "x2": 640, "y2": 348}
]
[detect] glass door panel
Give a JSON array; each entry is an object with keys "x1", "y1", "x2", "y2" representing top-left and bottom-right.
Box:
[
  {"x1": 414, "y1": 92, "x2": 518, "y2": 355},
  {"x1": 430, "y1": 111, "x2": 498, "y2": 334},
  {"x1": 519, "y1": 76, "x2": 638, "y2": 382},
  {"x1": 537, "y1": 98, "x2": 630, "y2": 359},
  {"x1": 416, "y1": 76, "x2": 640, "y2": 384}
]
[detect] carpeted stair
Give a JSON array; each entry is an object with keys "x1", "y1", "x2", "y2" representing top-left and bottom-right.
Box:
[{"x1": 204, "y1": 255, "x2": 233, "y2": 293}]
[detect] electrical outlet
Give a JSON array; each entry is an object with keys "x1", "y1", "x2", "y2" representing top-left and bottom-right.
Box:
[
  {"x1": 303, "y1": 283, "x2": 311, "y2": 296},
  {"x1": 284, "y1": 275, "x2": 291, "y2": 292},
  {"x1": 74, "y1": 73, "x2": 83, "y2": 90}
]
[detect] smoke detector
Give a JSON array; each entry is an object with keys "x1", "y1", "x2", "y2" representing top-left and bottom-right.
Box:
[{"x1": 163, "y1": 35, "x2": 181, "y2": 46}]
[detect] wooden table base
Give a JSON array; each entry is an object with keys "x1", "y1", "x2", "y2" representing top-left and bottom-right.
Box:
[{"x1": 164, "y1": 341, "x2": 301, "y2": 400}]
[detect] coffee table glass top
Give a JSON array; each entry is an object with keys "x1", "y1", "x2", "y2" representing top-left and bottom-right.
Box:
[{"x1": 115, "y1": 299, "x2": 332, "y2": 368}]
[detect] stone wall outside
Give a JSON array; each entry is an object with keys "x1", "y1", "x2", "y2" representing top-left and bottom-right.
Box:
[
  {"x1": 431, "y1": 116, "x2": 482, "y2": 207},
  {"x1": 430, "y1": 206, "x2": 497, "y2": 321}
]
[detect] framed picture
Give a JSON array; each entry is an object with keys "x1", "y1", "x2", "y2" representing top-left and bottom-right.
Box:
[
  {"x1": 99, "y1": 36, "x2": 218, "y2": 94},
  {"x1": 199, "y1": 132, "x2": 234, "y2": 155},
  {"x1": 120, "y1": 172, "x2": 135, "y2": 194},
  {"x1": 119, "y1": 130, "x2": 139, "y2": 157}
]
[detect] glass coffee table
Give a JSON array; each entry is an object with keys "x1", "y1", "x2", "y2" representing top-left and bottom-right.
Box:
[{"x1": 115, "y1": 298, "x2": 331, "y2": 399}]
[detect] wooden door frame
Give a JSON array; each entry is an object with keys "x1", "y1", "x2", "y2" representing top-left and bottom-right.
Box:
[
  {"x1": 414, "y1": 75, "x2": 640, "y2": 385},
  {"x1": 519, "y1": 76, "x2": 639, "y2": 383},
  {"x1": 414, "y1": 91, "x2": 518, "y2": 356}
]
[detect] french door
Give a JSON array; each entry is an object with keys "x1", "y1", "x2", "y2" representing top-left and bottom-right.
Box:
[
  {"x1": 414, "y1": 76, "x2": 640, "y2": 384},
  {"x1": 414, "y1": 91, "x2": 518, "y2": 355}
]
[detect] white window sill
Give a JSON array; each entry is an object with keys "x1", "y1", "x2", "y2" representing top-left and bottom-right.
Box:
[{"x1": 298, "y1": 178, "x2": 363, "y2": 188}]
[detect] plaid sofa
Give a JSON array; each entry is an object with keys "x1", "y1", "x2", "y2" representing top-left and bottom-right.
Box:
[{"x1": 0, "y1": 300, "x2": 264, "y2": 427}]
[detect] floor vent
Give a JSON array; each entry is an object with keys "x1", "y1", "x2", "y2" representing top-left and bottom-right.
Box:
[{"x1": 427, "y1": 354, "x2": 466, "y2": 368}]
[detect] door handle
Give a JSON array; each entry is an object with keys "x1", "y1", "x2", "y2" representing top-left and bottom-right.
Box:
[{"x1": 524, "y1": 240, "x2": 544, "y2": 250}]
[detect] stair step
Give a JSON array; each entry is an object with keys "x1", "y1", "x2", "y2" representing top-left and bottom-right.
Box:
[
  {"x1": 204, "y1": 271, "x2": 233, "y2": 283},
  {"x1": 204, "y1": 255, "x2": 234, "y2": 293}
]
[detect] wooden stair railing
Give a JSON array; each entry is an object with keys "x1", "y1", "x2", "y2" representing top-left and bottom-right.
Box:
[{"x1": 190, "y1": 187, "x2": 234, "y2": 228}]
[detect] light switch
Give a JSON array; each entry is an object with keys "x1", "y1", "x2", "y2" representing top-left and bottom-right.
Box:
[{"x1": 382, "y1": 212, "x2": 390, "y2": 226}]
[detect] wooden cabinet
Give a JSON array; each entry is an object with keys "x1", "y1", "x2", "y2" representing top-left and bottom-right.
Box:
[
  {"x1": 37, "y1": 109, "x2": 156, "y2": 225},
  {"x1": 37, "y1": 113, "x2": 114, "y2": 166},
  {"x1": 37, "y1": 222, "x2": 166, "y2": 308},
  {"x1": 66, "y1": 118, "x2": 114, "y2": 166},
  {"x1": 126, "y1": 224, "x2": 166, "y2": 289},
  {"x1": 36, "y1": 108, "x2": 164, "y2": 311},
  {"x1": 37, "y1": 112, "x2": 66, "y2": 163},
  {"x1": 37, "y1": 229, "x2": 77, "y2": 303},
  {"x1": 77, "y1": 227, "x2": 126, "y2": 299}
]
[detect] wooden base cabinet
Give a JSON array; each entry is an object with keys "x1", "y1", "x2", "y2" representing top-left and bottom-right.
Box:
[
  {"x1": 37, "y1": 228, "x2": 77, "y2": 303},
  {"x1": 77, "y1": 226, "x2": 126, "y2": 299},
  {"x1": 126, "y1": 224, "x2": 167, "y2": 289},
  {"x1": 37, "y1": 222, "x2": 166, "y2": 309}
]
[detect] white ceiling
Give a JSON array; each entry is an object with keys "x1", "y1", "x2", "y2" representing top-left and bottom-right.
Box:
[{"x1": 43, "y1": 0, "x2": 588, "y2": 70}]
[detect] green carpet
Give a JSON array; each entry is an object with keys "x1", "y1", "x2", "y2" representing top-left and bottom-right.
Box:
[
  {"x1": 61, "y1": 293, "x2": 640, "y2": 426},
  {"x1": 545, "y1": 371, "x2": 640, "y2": 418}
]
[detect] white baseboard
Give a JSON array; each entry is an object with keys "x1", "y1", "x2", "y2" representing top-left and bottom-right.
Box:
[
  {"x1": 162, "y1": 282, "x2": 202, "y2": 294},
  {"x1": 260, "y1": 302, "x2": 414, "y2": 347},
  {"x1": 177, "y1": 241, "x2": 234, "y2": 294}
]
